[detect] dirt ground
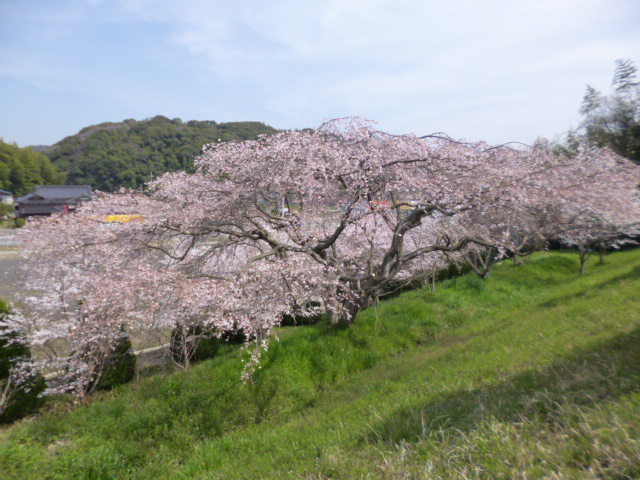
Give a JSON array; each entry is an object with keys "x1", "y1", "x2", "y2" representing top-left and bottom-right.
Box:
[{"x1": 0, "y1": 248, "x2": 22, "y2": 303}]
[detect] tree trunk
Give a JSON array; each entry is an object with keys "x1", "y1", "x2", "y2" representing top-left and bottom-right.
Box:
[
  {"x1": 328, "y1": 291, "x2": 374, "y2": 326},
  {"x1": 579, "y1": 247, "x2": 589, "y2": 276},
  {"x1": 598, "y1": 246, "x2": 606, "y2": 265}
]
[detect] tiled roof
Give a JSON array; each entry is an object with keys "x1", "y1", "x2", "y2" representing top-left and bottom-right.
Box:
[
  {"x1": 17, "y1": 185, "x2": 92, "y2": 203},
  {"x1": 34, "y1": 185, "x2": 92, "y2": 199}
]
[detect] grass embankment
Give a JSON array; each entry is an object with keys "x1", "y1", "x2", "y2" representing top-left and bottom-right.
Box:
[{"x1": 1, "y1": 250, "x2": 639, "y2": 479}]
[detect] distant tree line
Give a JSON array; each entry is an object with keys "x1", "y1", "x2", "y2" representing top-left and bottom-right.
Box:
[
  {"x1": 0, "y1": 141, "x2": 66, "y2": 197},
  {"x1": 44, "y1": 116, "x2": 279, "y2": 192}
]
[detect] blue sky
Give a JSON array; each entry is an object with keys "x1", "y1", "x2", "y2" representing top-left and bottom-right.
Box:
[{"x1": 1, "y1": 0, "x2": 639, "y2": 147}]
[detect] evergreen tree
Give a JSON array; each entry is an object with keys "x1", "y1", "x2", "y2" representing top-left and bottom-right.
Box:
[{"x1": 570, "y1": 59, "x2": 640, "y2": 162}]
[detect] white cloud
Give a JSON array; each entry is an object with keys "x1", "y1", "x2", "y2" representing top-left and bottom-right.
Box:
[{"x1": 1, "y1": 0, "x2": 639, "y2": 145}]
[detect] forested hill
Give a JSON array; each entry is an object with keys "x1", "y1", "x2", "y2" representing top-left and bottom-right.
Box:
[
  {"x1": 0, "y1": 141, "x2": 66, "y2": 197},
  {"x1": 44, "y1": 116, "x2": 279, "y2": 192}
]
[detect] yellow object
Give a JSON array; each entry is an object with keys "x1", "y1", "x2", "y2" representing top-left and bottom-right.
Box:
[{"x1": 103, "y1": 215, "x2": 144, "y2": 223}]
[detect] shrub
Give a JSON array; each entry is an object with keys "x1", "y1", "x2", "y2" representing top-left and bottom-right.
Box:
[
  {"x1": 72, "y1": 327, "x2": 137, "y2": 395},
  {"x1": 0, "y1": 202, "x2": 14, "y2": 220},
  {"x1": 91, "y1": 329, "x2": 137, "y2": 392}
]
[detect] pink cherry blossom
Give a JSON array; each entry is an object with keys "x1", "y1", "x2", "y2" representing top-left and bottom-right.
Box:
[{"x1": 17, "y1": 119, "x2": 640, "y2": 391}]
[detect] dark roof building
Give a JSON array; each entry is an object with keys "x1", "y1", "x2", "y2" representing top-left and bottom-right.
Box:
[{"x1": 16, "y1": 185, "x2": 92, "y2": 218}]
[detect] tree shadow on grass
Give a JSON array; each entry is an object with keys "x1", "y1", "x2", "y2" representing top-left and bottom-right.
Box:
[
  {"x1": 538, "y1": 264, "x2": 640, "y2": 309},
  {"x1": 360, "y1": 325, "x2": 640, "y2": 446}
]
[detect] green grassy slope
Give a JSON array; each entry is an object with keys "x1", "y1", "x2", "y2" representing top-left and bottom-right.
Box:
[{"x1": 1, "y1": 250, "x2": 639, "y2": 479}]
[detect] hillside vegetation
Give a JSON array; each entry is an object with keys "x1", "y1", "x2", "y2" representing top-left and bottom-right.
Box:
[
  {"x1": 44, "y1": 116, "x2": 279, "y2": 191},
  {"x1": 0, "y1": 141, "x2": 66, "y2": 197},
  {"x1": 1, "y1": 249, "x2": 639, "y2": 479}
]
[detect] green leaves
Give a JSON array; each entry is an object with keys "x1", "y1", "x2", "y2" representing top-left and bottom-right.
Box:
[
  {"x1": 576, "y1": 59, "x2": 640, "y2": 162},
  {"x1": 0, "y1": 141, "x2": 65, "y2": 196},
  {"x1": 45, "y1": 117, "x2": 279, "y2": 192}
]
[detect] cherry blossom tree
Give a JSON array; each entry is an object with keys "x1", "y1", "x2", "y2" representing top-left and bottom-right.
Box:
[
  {"x1": 134, "y1": 119, "x2": 568, "y2": 319},
  {"x1": 17, "y1": 118, "x2": 640, "y2": 390},
  {"x1": 553, "y1": 146, "x2": 640, "y2": 274}
]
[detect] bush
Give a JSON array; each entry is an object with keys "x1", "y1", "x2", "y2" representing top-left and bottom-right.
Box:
[
  {"x1": 0, "y1": 299, "x2": 46, "y2": 423},
  {"x1": 74, "y1": 327, "x2": 136, "y2": 395},
  {"x1": 0, "y1": 203, "x2": 14, "y2": 220},
  {"x1": 97, "y1": 331, "x2": 136, "y2": 391},
  {"x1": 86, "y1": 328, "x2": 136, "y2": 393}
]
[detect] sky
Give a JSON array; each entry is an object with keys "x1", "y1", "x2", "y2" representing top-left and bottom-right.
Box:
[{"x1": 1, "y1": 0, "x2": 639, "y2": 148}]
